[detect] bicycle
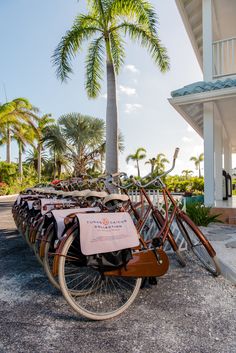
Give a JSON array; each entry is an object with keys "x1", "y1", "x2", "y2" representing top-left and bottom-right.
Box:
[
  {"x1": 112, "y1": 149, "x2": 220, "y2": 276},
  {"x1": 55, "y1": 148, "x2": 220, "y2": 321}
]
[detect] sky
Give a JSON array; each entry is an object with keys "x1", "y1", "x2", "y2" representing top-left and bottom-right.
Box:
[{"x1": 0, "y1": 0, "x2": 205, "y2": 176}]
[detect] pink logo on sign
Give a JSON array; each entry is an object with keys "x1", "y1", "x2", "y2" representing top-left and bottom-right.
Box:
[{"x1": 102, "y1": 218, "x2": 109, "y2": 226}]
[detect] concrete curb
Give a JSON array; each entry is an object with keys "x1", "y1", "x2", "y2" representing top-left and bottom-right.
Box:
[
  {"x1": 0, "y1": 194, "x2": 18, "y2": 200},
  {"x1": 217, "y1": 257, "x2": 236, "y2": 284}
]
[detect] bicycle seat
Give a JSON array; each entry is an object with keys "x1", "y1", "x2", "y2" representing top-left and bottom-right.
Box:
[
  {"x1": 103, "y1": 194, "x2": 129, "y2": 205},
  {"x1": 85, "y1": 191, "x2": 108, "y2": 199},
  {"x1": 59, "y1": 191, "x2": 74, "y2": 197},
  {"x1": 72, "y1": 190, "x2": 92, "y2": 198}
]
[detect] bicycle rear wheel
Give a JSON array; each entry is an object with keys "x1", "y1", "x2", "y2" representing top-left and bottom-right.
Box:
[
  {"x1": 176, "y1": 214, "x2": 220, "y2": 276},
  {"x1": 43, "y1": 227, "x2": 60, "y2": 290},
  {"x1": 58, "y1": 232, "x2": 142, "y2": 320}
]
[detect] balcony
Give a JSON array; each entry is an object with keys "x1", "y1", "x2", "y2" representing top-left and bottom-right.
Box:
[{"x1": 213, "y1": 37, "x2": 236, "y2": 78}]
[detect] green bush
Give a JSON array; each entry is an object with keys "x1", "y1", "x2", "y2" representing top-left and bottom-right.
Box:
[
  {"x1": 0, "y1": 162, "x2": 19, "y2": 185},
  {"x1": 186, "y1": 202, "x2": 222, "y2": 226},
  {"x1": 165, "y1": 176, "x2": 204, "y2": 194}
]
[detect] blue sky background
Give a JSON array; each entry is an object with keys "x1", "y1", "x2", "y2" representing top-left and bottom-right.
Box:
[{"x1": 0, "y1": 0, "x2": 205, "y2": 176}]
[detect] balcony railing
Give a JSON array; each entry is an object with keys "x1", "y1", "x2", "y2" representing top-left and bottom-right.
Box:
[{"x1": 213, "y1": 37, "x2": 236, "y2": 78}]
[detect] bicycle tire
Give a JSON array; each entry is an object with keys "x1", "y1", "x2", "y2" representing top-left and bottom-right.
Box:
[
  {"x1": 58, "y1": 232, "x2": 142, "y2": 320},
  {"x1": 176, "y1": 214, "x2": 221, "y2": 276},
  {"x1": 43, "y1": 229, "x2": 61, "y2": 290}
]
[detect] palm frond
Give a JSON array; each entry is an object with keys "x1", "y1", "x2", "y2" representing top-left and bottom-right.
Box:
[
  {"x1": 109, "y1": 0, "x2": 158, "y2": 35},
  {"x1": 109, "y1": 31, "x2": 125, "y2": 74},
  {"x1": 52, "y1": 20, "x2": 100, "y2": 82},
  {"x1": 85, "y1": 36, "x2": 105, "y2": 98},
  {"x1": 118, "y1": 22, "x2": 169, "y2": 72}
]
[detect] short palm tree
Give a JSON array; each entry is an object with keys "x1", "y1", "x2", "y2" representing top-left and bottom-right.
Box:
[
  {"x1": 190, "y1": 153, "x2": 204, "y2": 178},
  {"x1": 147, "y1": 153, "x2": 169, "y2": 175},
  {"x1": 25, "y1": 147, "x2": 48, "y2": 172},
  {"x1": 12, "y1": 124, "x2": 35, "y2": 182},
  {"x1": 58, "y1": 113, "x2": 105, "y2": 175},
  {"x1": 145, "y1": 157, "x2": 156, "y2": 175},
  {"x1": 53, "y1": 0, "x2": 169, "y2": 174},
  {"x1": 43, "y1": 124, "x2": 67, "y2": 179},
  {"x1": 126, "y1": 147, "x2": 147, "y2": 177},
  {"x1": 0, "y1": 98, "x2": 38, "y2": 163},
  {"x1": 35, "y1": 114, "x2": 55, "y2": 182},
  {"x1": 181, "y1": 169, "x2": 193, "y2": 180}
]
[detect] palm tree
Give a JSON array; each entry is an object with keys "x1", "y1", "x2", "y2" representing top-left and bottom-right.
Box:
[
  {"x1": 25, "y1": 147, "x2": 48, "y2": 172},
  {"x1": 53, "y1": 0, "x2": 169, "y2": 174},
  {"x1": 126, "y1": 147, "x2": 146, "y2": 177},
  {"x1": 181, "y1": 169, "x2": 193, "y2": 179},
  {"x1": 35, "y1": 114, "x2": 55, "y2": 182},
  {"x1": 58, "y1": 113, "x2": 105, "y2": 175},
  {"x1": 12, "y1": 124, "x2": 35, "y2": 182},
  {"x1": 145, "y1": 157, "x2": 156, "y2": 175},
  {"x1": 150, "y1": 153, "x2": 169, "y2": 175},
  {"x1": 0, "y1": 98, "x2": 38, "y2": 163},
  {"x1": 190, "y1": 153, "x2": 204, "y2": 178},
  {"x1": 43, "y1": 124, "x2": 67, "y2": 179}
]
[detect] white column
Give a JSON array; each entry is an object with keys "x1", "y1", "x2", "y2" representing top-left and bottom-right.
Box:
[
  {"x1": 214, "y1": 120, "x2": 223, "y2": 200},
  {"x1": 202, "y1": 0, "x2": 213, "y2": 81},
  {"x1": 204, "y1": 102, "x2": 215, "y2": 206},
  {"x1": 224, "y1": 141, "x2": 232, "y2": 174}
]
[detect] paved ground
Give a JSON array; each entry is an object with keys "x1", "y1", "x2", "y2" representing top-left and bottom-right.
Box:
[
  {"x1": 0, "y1": 196, "x2": 236, "y2": 353},
  {"x1": 201, "y1": 223, "x2": 236, "y2": 283}
]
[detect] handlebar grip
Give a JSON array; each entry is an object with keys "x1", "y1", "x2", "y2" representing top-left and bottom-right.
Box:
[{"x1": 173, "y1": 147, "x2": 180, "y2": 160}]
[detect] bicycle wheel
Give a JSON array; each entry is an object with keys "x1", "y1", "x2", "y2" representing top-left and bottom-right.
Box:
[
  {"x1": 58, "y1": 232, "x2": 142, "y2": 320},
  {"x1": 33, "y1": 222, "x2": 45, "y2": 266},
  {"x1": 43, "y1": 229, "x2": 60, "y2": 290},
  {"x1": 176, "y1": 214, "x2": 221, "y2": 276}
]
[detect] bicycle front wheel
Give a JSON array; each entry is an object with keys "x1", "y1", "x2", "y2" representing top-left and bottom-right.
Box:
[
  {"x1": 176, "y1": 214, "x2": 221, "y2": 276},
  {"x1": 58, "y1": 232, "x2": 142, "y2": 320}
]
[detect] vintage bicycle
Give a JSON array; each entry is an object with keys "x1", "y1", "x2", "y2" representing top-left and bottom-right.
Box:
[{"x1": 54, "y1": 148, "x2": 220, "y2": 321}]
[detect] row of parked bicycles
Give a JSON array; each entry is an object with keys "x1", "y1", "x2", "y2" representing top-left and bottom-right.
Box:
[{"x1": 12, "y1": 149, "x2": 221, "y2": 320}]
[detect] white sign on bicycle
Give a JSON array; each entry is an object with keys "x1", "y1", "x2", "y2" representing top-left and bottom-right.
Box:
[{"x1": 77, "y1": 212, "x2": 139, "y2": 255}]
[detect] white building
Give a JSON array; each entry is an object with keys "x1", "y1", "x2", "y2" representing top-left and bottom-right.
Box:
[{"x1": 169, "y1": 0, "x2": 236, "y2": 210}]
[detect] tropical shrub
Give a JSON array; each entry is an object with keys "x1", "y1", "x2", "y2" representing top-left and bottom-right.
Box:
[
  {"x1": 0, "y1": 162, "x2": 19, "y2": 185},
  {"x1": 186, "y1": 202, "x2": 222, "y2": 226},
  {"x1": 165, "y1": 176, "x2": 204, "y2": 194}
]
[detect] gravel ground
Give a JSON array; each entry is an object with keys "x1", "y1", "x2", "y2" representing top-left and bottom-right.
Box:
[{"x1": 0, "y1": 197, "x2": 236, "y2": 353}]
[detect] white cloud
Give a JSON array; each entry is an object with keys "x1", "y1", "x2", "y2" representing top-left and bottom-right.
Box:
[
  {"x1": 193, "y1": 144, "x2": 203, "y2": 155},
  {"x1": 100, "y1": 93, "x2": 107, "y2": 99},
  {"x1": 119, "y1": 85, "x2": 136, "y2": 96},
  {"x1": 125, "y1": 103, "x2": 143, "y2": 114},
  {"x1": 124, "y1": 64, "x2": 140, "y2": 74},
  {"x1": 182, "y1": 136, "x2": 192, "y2": 143}
]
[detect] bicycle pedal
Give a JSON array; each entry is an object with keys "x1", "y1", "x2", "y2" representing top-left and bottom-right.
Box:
[
  {"x1": 148, "y1": 277, "x2": 157, "y2": 285},
  {"x1": 152, "y1": 238, "x2": 162, "y2": 247}
]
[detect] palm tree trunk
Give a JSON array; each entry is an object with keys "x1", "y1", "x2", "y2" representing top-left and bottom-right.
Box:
[
  {"x1": 105, "y1": 57, "x2": 118, "y2": 174},
  {"x1": 18, "y1": 141, "x2": 23, "y2": 182},
  {"x1": 57, "y1": 162, "x2": 62, "y2": 179},
  {"x1": 137, "y1": 160, "x2": 140, "y2": 177},
  {"x1": 37, "y1": 143, "x2": 41, "y2": 182},
  {"x1": 53, "y1": 149, "x2": 57, "y2": 179},
  {"x1": 199, "y1": 164, "x2": 201, "y2": 178},
  {"x1": 6, "y1": 127, "x2": 11, "y2": 163}
]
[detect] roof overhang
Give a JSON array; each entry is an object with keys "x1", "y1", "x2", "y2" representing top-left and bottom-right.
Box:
[
  {"x1": 169, "y1": 86, "x2": 236, "y2": 140},
  {"x1": 175, "y1": 0, "x2": 203, "y2": 70}
]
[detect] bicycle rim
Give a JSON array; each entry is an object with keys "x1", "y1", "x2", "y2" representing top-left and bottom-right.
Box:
[
  {"x1": 58, "y1": 232, "x2": 141, "y2": 320},
  {"x1": 176, "y1": 216, "x2": 221, "y2": 276}
]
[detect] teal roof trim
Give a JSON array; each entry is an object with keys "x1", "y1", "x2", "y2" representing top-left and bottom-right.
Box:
[{"x1": 171, "y1": 78, "x2": 236, "y2": 98}]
